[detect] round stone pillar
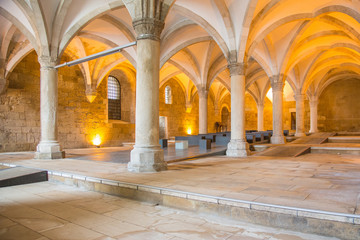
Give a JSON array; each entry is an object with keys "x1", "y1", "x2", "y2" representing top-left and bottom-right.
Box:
[
  {"x1": 128, "y1": 18, "x2": 167, "y2": 172},
  {"x1": 226, "y1": 63, "x2": 250, "y2": 157},
  {"x1": 257, "y1": 103, "x2": 264, "y2": 131},
  {"x1": 35, "y1": 56, "x2": 64, "y2": 159},
  {"x1": 0, "y1": 58, "x2": 8, "y2": 94},
  {"x1": 309, "y1": 98, "x2": 319, "y2": 133},
  {"x1": 295, "y1": 93, "x2": 306, "y2": 137},
  {"x1": 270, "y1": 76, "x2": 285, "y2": 144},
  {"x1": 198, "y1": 87, "x2": 208, "y2": 134}
]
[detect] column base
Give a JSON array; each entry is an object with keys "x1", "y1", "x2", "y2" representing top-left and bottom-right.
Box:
[
  {"x1": 128, "y1": 146, "x2": 167, "y2": 172},
  {"x1": 295, "y1": 132, "x2": 306, "y2": 137},
  {"x1": 35, "y1": 141, "x2": 65, "y2": 159},
  {"x1": 226, "y1": 139, "x2": 250, "y2": 157},
  {"x1": 309, "y1": 130, "x2": 318, "y2": 134},
  {"x1": 271, "y1": 135, "x2": 286, "y2": 144}
]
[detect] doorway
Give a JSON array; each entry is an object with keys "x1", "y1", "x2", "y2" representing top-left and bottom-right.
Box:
[
  {"x1": 291, "y1": 112, "x2": 296, "y2": 130},
  {"x1": 159, "y1": 116, "x2": 168, "y2": 139}
]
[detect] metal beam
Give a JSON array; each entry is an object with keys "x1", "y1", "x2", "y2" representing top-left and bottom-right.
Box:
[{"x1": 54, "y1": 41, "x2": 137, "y2": 69}]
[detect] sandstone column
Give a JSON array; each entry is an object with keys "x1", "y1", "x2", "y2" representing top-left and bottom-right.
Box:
[
  {"x1": 257, "y1": 102, "x2": 264, "y2": 131},
  {"x1": 128, "y1": 18, "x2": 167, "y2": 172},
  {"x1": 35, "y1": 56, "x2": 64, "y2": 159},
  {"x1": 0, "y1": 58, "x2": 8, "y2": 94},
  {"x1": 309, "y1": 97, "x2": 319, "y2": 133},
  {"x1": 198, "y1": 87, "x2": 208, "y2": 134},
  {"x1": 226, "y1": 63, "x2": 250, "y2": 157},
  {"x1": 295, "y1": 93, "x2": 306, "y2": 137},
  {"x1": 270, "y1": 76, "x2": 285, "y2": 144}
]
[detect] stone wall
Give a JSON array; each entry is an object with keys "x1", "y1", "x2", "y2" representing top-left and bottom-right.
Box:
[
  {"x1": 283, "y1": 100, "x2": 296, "y2": 131},
  {"x1": 0, "y1": 55, "x2": 41, "y2": 152},
  {"x1": 245, "y1": 93, "x2": 257, "y2": 130},
  {"x1": 208, "y1": 93, "x2": 222, "y2": 133},
  {"x1": 0, "y1": 51, "x2": 135, "y2": 152},
  {"x1": 318, "y1": 79, "x2": 360, "y2": 132},
  {"x1": 159, "y1": 79, "x2": 199, "y2": 137}
]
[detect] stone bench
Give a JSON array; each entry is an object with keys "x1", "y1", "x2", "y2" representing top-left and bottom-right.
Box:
[
  {"x1": 254, "y1": 133, "x2": 264, "y2": 142},
  {"x1": 199, "y1": 139, "x2": 211, "y2": 149},
  {"x1": 175, "y1": 140, "x2": 188, "y2": 149},
  {"x1": 215, "y1": 136, "x2": 231, "y2": 146},
  {"x1": 175, "y1": 136, "x2": 200, "y2": 146},
  {"x1": 246, "y1": 134, "x2": 256, "y2": 143},
  {"x1": 159, "y1": 139, "x2": 167, "y2": 148}
]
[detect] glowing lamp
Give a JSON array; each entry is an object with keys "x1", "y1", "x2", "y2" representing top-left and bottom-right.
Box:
[
  {"x1": 187, "y1": 128, "x2": 192, "y2": 135},
  {"x1": 92, "y1": 134, "x2": 101, "y2": 148}
]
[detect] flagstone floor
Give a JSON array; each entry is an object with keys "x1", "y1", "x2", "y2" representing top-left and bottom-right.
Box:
[{"x1": 0, "y1": 181, "x2": 338, "y2": 240}]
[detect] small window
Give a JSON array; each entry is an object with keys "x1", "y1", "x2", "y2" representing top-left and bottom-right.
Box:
[
  {"x1": 108, "y1": 76, "x2": 121, "y2": 120},
  {"x1": 165, "y1": 85, "x2": 172, "y2": 104}
]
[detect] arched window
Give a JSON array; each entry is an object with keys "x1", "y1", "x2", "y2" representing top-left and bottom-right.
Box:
[
  {"x1": 108, "y1": 76, "x2": 121, "y2": 120},
  {"x1": 165, "y1": 85, "x2": 172, "y2": 104}
]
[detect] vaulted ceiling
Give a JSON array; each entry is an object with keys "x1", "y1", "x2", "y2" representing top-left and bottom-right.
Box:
[{"x1": 1, "y1": 0, "x2": 359, "y2": 107}]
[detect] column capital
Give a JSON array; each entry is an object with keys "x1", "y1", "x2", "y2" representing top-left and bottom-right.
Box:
[
  {"x1": 270, "y1": 80, "x2": 284, "y2": 92},
  {"x1": 294, "y1": 93, "x2": 306, "y2": 102},
  {"x1": 197, "y1": 86, "x2": 208, "y2": 98},
  {"x1": 310, "y1": 99, "x2": 318, "y2": 106},
  {"x1": 270, "y1": 74, "x2": 285, "y2": 91},
  {"x1": 257, "y1": 102, "x2": 264, "y2": 109},
  {"x1": 228, "y1": 63, "x2": 244, "y2": 76},
  {"x1": 308, "y1": 95, "x2": 318, "y2": 104},
  {"x1": 38, "y1": 56, "x2": 58, "y2": 68},
  {"x1": 133, "y1": 18, "x2": 164, "y2": 41}
]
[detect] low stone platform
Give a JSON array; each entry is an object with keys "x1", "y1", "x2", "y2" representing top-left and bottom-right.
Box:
[
  {"x1": 256, "y1": 146, "x2": 310, "y2": 157},
  {"x1": 65, "y1": 144, "x2": 227, "y2": 163},
  {"x1": 0, "y1": 166, "x2": 48, "y2": 187},
  {"x1": 1, "y1": 151, "x2": 360, "y2": 239}
]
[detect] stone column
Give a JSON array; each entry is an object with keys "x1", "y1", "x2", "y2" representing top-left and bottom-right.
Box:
[
  {"x1": 35, "y1": 56, "x2": 64, "y2": 159},
  {"x1": 128, "y1": 18, "x2": 167, "y2": 172},
  {"x1": 295, "y1": 93, "x2": 306, "y2": 137},
  {"x1": 257, "y1": 102, "x2": 264, "y2": 131},
  {"x1": 309, "y1": 98, "x2": 319, "y2": 133},
  {"x1": 270, "y1": 76, "x2": 285, "y2": 144},
  {"x1": 226, "y1": 63, "x2": 250, "y2": 157},
  {"x1": 0, "y1": 58, "x2": 8, "y2": 94},
  {"x1": 198, "y1": 87, "x2": 208, "y2": 134}
]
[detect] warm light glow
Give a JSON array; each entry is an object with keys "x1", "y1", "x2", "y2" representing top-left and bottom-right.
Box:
[
  {"x1": 187, "y1": 128, "x2": 192, "y2": 135},
  {"x1": 92, "y1": 134, "x2": 101, "y2": 147},
  {"x1": 266, "y1": 82, "x2": 295, "y2": 103}
]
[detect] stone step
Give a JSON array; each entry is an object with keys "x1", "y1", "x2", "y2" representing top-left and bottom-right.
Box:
[
  {"x1": 0, "y1": 167, "x2": 48, "y2": 188},
  {"x1": 311, "y1": 146, "x2": 360, "y2": 155},
  {"x1": 256, "y1": 146, "x2": 310, "y2": 157},
  {"x1": 46, "y1": 170, "x2": 360, "y2": 240}
]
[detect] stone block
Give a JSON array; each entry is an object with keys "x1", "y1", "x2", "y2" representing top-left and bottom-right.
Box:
[{"x1": 175, "y1": 140, "x2": 188, "y2": 149}]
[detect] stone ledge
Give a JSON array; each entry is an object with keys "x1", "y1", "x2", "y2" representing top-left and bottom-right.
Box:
[
  {"x1": 2, "y1": 162, "x2": 359, "y2": 240},
  {"x1": 44, "y1": 169, "x2": 360, "y2": 225}
]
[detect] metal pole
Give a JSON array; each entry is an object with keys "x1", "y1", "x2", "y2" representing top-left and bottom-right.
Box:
[{"x1": 54, "y1": 41, "x2": 137, "y2": 69}]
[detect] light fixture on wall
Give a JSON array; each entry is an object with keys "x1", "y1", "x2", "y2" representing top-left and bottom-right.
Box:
[
  {"x1": 187, "y1": 128, "x2": 192, "y2": 135},
  {"x1": 92, "y1": 134, "x2": 101, "y2": 148}
]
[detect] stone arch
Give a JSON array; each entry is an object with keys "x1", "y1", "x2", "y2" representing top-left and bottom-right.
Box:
[
  {"x1": 58, "y1": 3, "x2": 126, "y2": 57},
  {"x1": 0, "y1": 8, "x2": 38, "y2": 53},
  {"x1": 171, "y1": 5, "x2": 230, "y2": 59},
  {"x1": 160, "y1": 36, "x2": 213, "y2": 68},
  {"x1": 238, "y1": 0, "x2": 259, "y2": 62},
  {"x1": 107, "y1": 68, "x2": 135, "y2": 123}
]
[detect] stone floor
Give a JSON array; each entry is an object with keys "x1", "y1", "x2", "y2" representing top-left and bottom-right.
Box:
[
  {"x1": 0, "y1": 144, "x2": 226, "y2": 164},
  {"x1": 0, "y1": 181, "x2": 338, "y2": 240},
  {"x1": 1, "y1": 150, "x2": 360, "y2": 215}
]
